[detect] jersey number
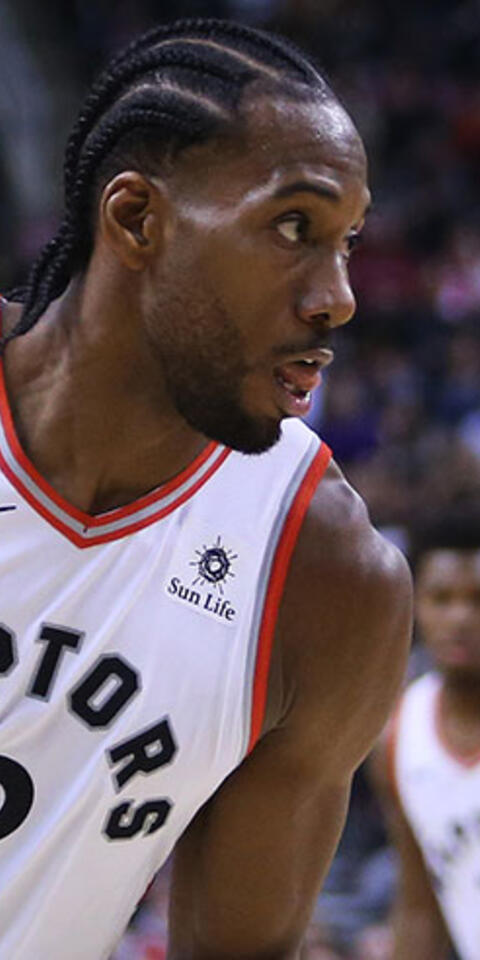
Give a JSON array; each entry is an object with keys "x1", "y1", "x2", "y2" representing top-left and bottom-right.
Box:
[{"x1": 0, "y1": 756, "x2": 34, "y2": 839}]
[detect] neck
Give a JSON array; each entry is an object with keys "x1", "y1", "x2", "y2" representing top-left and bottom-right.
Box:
[
  {"x1": 1, "y1": 281, "x2": 209, "y2": 514},
  {"x1": 441, "y1": 671, "x2": 480, "y2": 721}
]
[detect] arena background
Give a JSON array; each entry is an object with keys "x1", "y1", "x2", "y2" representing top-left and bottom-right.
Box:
[{"x1": 1, "y1": 2, "x2": 478, "y2": 957}]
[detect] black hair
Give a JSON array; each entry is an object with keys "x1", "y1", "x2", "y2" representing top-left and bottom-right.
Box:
[
  {"x1": 409, "y1": 505, "x2": 480, "y2": 572},
  {"x1": 3, "y1": 18, "x2": 331, "y2": 349}
]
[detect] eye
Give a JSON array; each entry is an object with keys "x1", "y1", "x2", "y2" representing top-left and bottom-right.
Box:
[
  {"x1": 344, "y1": 231, "x2": 362, "y2": 260},
  {"x1": 275, "y1": 213, "x2": 309, "y2": 245},
  {"x1": 429, "y1": 589, "x2": 453, "y2": 606}
]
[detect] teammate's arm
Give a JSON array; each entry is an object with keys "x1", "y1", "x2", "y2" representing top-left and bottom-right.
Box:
[
  {"x1": 168, "y1": 464, "x2": 413, "y2": 960},
  {"x1": 369, "y1": 736, "x2": 451, "y2": 960}
]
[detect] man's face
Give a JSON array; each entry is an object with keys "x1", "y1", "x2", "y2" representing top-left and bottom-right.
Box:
[
  {"x1": 142, "y1": 92, "x2": 370, "y2": 453},
  {"x1": 416, "y1": 549, "x2": 480, "y2": 677}
]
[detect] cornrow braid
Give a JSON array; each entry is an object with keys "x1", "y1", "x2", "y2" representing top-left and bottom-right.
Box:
[
  {"x1": 3, "y1": 18, "x2": 330, "y2": 348},
  {"x1": 63, "y1": 38, "x2": 255, "y2": 194},
  {"x1": 119, "y1": 18, "x2": 318, "y2": 83}
]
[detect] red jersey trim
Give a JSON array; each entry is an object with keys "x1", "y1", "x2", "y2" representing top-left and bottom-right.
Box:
[
  {"x1": 0, "y1": 302, "x2": 230, "y2": 545},
  {"x1": 0, "y1": 443, "x2": 231, "y2": 548},
  {"x1": 0, "y1": 369, "x2": 218, "y2": 526},
  {"x1": 247, "y1": 441, "x2": 332, "y2": 753}
]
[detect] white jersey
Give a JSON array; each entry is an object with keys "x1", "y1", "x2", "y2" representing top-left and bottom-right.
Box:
[
  {"x1": 390, "y1": 671, "x2": 480, "y2": 960},
  {"x1": 0, "y1": 353, "x2": 331, "y2": 960}
]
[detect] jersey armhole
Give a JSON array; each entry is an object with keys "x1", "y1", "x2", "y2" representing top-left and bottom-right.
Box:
[{"x1": 246, "y1": 441, "x2": 332, "y2": 753}]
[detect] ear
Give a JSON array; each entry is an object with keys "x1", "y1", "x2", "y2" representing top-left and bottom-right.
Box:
[{"x1": 98, "y1": 171, "x2": 170, "y2": 271}]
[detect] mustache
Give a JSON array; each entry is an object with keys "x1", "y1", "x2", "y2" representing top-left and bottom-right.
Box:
[{"x1": 271, "y1": 336, "x2": 331, "y2": 359}]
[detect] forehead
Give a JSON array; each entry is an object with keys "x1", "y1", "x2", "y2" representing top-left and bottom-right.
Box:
[
  {"x1": 417, "y1": 549, "x2": 480, "y2": 590},
  {"x1": 242, "y1": 92, "x2": 367, "y2": 181},
  {"x1": 170, "y1": 92, "x2": 369, "y2": 212}
]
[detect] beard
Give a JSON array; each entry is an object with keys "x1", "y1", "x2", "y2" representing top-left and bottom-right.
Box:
[
  {"x1": 146, "y1": 296, "x2": 282, "y2": 454},
  {"x1": 168, "y1": 368, "x2": 282, "y2": 454}
]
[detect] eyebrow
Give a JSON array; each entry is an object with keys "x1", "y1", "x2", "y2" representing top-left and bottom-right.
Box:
[
  {"x1": 273, "y1": 180, "x2": 341, "y2": 202},
  {"x1": 273, "y1": 179, "x2": 372, "y2": 218}
]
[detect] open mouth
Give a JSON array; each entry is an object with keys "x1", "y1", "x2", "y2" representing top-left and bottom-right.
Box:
[
  {"x1": 273, "y1": 349, "x2": 334, "y2": 400},
  {"x1": 274, "y1": 359, "x2": 320, "y2": 399},
  {"x1": 271, "y1": 353, "x2": 332, "y2": 417}
]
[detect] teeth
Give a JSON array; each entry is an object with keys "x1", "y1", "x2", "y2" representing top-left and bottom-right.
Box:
[
  {"x1": 284, "y1": 380, "x2": 311, "y2": 400},
  {"x1": 276, "y1": 372, "x2": 312, "y2": 402}
]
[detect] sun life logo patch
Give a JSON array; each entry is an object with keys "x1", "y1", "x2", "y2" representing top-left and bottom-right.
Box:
[
  {"x1": 165, "y1": 535, "x2": 239, "y2": 624},
  {"x1": 190, "y1": 536, "x2": 237, "y2": 594}
]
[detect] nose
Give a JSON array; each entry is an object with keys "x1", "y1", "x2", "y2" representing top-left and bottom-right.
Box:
[
  {"x1": 296, "y1": 253, "x2": 356, "y2": 330},
  {"x1": 445, "y1": 600, "x2": 476, "y2": 630}
]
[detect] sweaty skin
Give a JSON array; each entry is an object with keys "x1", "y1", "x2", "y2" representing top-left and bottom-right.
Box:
[{"x1": 3, "y1": 90, "x2": 412, "y2": 959}]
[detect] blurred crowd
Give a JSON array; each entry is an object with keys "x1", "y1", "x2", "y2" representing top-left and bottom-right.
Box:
[{"x1": 1, "y1": 1, "x2": 478, "y2": 957}]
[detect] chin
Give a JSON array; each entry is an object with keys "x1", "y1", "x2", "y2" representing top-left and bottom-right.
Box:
[
  {"x1": 181, "y1": 397, "x2": 283, "y2": 455},
  {"x1": 214, "y1": 416, "x2": 282, "y2": 455}
]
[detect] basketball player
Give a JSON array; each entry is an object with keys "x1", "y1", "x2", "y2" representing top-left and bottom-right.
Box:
[
  {"x1": 0, "y1": 19, "x2": 412, "y2": 960},
  {"x1": 372, "y1": 509, "x2": 480, "y2": 960}
]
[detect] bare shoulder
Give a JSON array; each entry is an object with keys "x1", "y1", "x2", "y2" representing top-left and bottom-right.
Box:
[
  {"x1": 299, "y1": 457, "x2": 411, "y2": 603},
  {"x1": 272, "y1": 458, "x2": 413, "y2": 776}
]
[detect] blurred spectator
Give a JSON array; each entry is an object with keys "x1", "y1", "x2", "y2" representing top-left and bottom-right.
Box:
[
  {"x1": 2, "y1": 4, "x2": 480, "y2": 958},
  {"x1": 317, "y1": 368, "x2": 379, "y2": 464},
  {"x1": 0, "y1": 3, "x2": 57, "y2": 283},
  {"x1": 432, "y1": 227, "x2": 480, "y2": 324}
]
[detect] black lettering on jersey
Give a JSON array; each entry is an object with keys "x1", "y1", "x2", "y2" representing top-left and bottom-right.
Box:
[
  {"x1": 28, "y1": 624, "x2": 83, "y2": 700},
  {"x1": 0, "y1": 624, "x2": 16, "y2": 675},
  {"x1": 69, "y1": 655, "x2": 139, "y2": 728},
  {"x1": 0, "y1": 755, "x2": 34, "y2": 838},
  {"x1": 104, "y1": 798, "x2": 171, "y2": 840},
  {"x1": 108, "y1": 717, "x2": 177, "y2": 790}
]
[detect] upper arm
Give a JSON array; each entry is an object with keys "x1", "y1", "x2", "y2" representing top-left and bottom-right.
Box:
[
  {"x1": 369, "y1": 733, "x2": 451, "y2": 958},
  {"x1": 168, "y1": 722, "x2": 351, "y2": 960},
  {"x1": 272, "y1": 462, "x2": 413, "y2": 777},
  {"x1": 168, "y1": 464, "x2": 413, "y2": 960}
]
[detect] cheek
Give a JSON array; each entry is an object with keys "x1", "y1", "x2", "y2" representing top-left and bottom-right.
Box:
[
  {"x1": 416, "y1": 601, "x2": 447, "y2": 637},
  {"x1": 163, "y1": 231, "x2": 290, "y2": 356},
  {"x1": 466, "y1": 612, "x2": 480, "y2": 637},
  {"x1": 204, "y1": 232, "x2": 286, "y2": 307}
]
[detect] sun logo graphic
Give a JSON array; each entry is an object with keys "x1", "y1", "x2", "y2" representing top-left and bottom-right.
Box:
[{"x1": 190, "y1": 536, "x2": 237, "y2": 594}]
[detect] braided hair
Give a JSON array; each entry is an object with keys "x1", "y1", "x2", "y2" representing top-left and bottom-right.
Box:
[{"x1": 4, "y1": 18, "x2": 331, "y2": 347}]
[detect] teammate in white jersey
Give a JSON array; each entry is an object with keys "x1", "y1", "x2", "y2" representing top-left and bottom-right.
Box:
[
  {"x1": 372, "y1": 508, "x2": 480, "y2": 960},
  {"x1": 0, "y1": 18, "x2": 411, "y2": 960}
]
